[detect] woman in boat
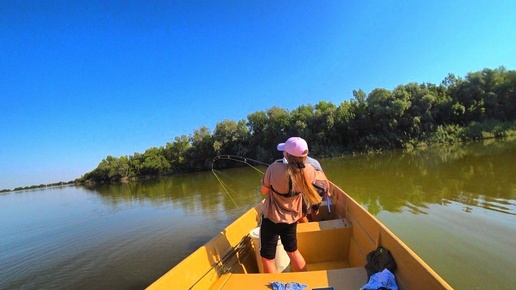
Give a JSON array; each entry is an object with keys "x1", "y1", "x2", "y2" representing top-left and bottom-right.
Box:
[
  {"x1": 260, "y1": 137, "x2": 322, "y2": 272},
  {"x1": 278, "y1": 152, "x2": 330, "y2": 223}
]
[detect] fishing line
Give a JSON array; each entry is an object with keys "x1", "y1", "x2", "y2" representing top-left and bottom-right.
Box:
[
  {"x1": 211, "y1": 155, "x2": 270, "y2": 208},
  {"x1": 213, "y1": 155, "x2": 269, "y2": 173},
  {"x1": 211, "y1": 155, "x2": 335, "y2": 212}
]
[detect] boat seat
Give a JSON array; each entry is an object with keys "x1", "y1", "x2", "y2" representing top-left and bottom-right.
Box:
[
  {"x1": 209, "y1": 267, "x2": 367, "y2": 290},
  {"x1": 296, "y1": 218, "x2": 353, "y2": 268},
  {"x1": 297, "y1": 217, "x2": 352, "y2": 233}
]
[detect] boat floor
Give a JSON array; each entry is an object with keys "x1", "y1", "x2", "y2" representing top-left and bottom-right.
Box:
[{"x1": 210, "y1": 266, "x2": 367, "y2": 290}]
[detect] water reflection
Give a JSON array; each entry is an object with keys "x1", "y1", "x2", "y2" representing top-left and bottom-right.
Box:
[
  {"x1": 80, "y1": 138, "x2": 516, "y2": 218},
  {"x1": 2, "y1": 139, "x2": 514, "y2": 290},
  {"x1": 324, "y1": 138, "x2": 516, "y2": 216},
  {"x1": 82, "y1": 166, "x2": 266, "y2": 216}
]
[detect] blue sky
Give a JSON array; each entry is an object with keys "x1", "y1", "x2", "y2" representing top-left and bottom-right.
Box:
[{"x1": 1, "y1": 1, "x2": 515, "y2": 190}]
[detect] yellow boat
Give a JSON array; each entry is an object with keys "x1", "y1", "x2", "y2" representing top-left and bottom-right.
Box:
[{"x1": 147, "y1": 182, "x2": 453, "y2": 290}]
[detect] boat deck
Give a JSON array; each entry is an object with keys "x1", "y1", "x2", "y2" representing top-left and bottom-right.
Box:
[
  {"x1": 209, "y1": 217, "x2": 366, "y2": 290},
  {"x1": 147, "y1": 184, "x2": 454, "y2": 290},
  {"x1": 209, "y1": 266, "x2": 367, "y2": 290}
]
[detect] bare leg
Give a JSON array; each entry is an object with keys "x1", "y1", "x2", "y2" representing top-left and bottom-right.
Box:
[
  {"x1": 261, "y1": 257, "x2": 278, "y2": 273},
  {"x1": 287, "y1": 250, "x2": 307, "y2": 272}
]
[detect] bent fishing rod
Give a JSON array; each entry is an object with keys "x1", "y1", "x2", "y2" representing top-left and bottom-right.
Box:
[
  {"x1": 212, "y1": 155, "x2": 270, "y2": 169},
  {"x1": 211, "y1": 155, "x2": 271, "y2": 208},
  {"x1": 211, "y1": 155, "x2": 332, "y2": 213}
]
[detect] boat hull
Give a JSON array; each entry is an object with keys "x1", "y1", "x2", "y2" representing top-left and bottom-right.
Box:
[{"x1": 147, "y1": 182, "x2": 452, "y2": 290}]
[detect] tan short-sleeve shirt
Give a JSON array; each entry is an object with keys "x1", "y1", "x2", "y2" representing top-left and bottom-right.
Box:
[{"x1": 261, "y1": 162, "x2": 316, "y2": 224}]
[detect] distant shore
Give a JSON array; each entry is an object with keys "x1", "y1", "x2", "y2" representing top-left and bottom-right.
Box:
[{"x1": 1, "y1": 181, "x2": 76, "y2": 193}]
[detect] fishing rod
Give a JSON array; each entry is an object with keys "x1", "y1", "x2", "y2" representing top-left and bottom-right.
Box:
[
  {"x1": 211, "y1": 154, "x2": 332, "y2": 213},
  {"x1": 211, "y1": 155, "x2": 271, "y2": 208},
  {"x1": 212, "y1": 155, "x2": 270, "y2": 169}
]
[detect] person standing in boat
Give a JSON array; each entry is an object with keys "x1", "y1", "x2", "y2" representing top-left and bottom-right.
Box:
[
  {"x1": 260, "y1": 137, "x2": 322, "y2": 272},
  {"x1": 278, "y1": 148, "x2": 330, "y2": 223}
]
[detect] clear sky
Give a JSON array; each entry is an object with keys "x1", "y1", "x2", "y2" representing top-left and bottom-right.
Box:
[{"x1": 1, "y1": 1, "x2": 515, "y2": 190}]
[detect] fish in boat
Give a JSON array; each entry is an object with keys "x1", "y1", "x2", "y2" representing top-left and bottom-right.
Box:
[{"x1": 147, "y1": 182, "x2": 452, "y2": 290}]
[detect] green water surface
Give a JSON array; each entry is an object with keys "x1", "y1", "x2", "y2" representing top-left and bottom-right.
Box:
[{"x1": 0, "y1": 138, "x2": 514, "y2": 289}]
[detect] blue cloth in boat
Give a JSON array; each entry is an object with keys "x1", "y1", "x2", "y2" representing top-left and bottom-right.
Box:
[
  {"x1": 269, "y1": 281, "x2": 308, "y2": 290},
  {"x1": 361, "y1": 268, "x2": 398, "y2": 290}
]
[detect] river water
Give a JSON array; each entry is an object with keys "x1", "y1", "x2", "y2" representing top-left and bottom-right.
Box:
[{"x1": 0, "y1": 139, "x2": 514, "y2": 289}]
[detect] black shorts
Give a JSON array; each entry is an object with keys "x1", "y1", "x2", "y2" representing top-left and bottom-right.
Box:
[{"x1": 259, "y1": 216, "x2": 298, "y2": 260}]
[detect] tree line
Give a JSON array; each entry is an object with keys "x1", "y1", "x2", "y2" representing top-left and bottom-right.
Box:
[
  {"x1": 78, "y1": 67, "x2": 515, "y2": 185},
  {"x1": 0, "y1": 181, "x2": 75, "y2": 193}
]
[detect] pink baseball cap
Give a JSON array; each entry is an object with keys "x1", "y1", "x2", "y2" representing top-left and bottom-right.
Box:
[{"x1": 277, "y1": 137, "x2": 309, "y2": 157}]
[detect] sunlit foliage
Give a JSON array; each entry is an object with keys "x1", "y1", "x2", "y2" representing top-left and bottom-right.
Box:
[{"x1": 78, "y1": 67, "x2": 516, "y2": 185}]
